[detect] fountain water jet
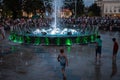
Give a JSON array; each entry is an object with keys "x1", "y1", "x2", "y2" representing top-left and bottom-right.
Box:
[
  {"x1": 52, "y1": 0, "x2": 64, "y2": 28},
  {"x1": 9, "y1": 0, "x2": 98, "y2": 45}
]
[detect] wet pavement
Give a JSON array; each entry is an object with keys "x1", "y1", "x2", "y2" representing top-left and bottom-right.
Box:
[{"x1": 0, "y1": 31, "x2": 120, "y2": 80}]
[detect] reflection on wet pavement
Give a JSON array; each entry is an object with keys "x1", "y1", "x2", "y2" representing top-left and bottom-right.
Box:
[
  {"x1": 110, "y1": 58, "x2": 117, "y2": 78},
  {"x1": 0, "y1": 31, "x2": 120, "y2": 80}
]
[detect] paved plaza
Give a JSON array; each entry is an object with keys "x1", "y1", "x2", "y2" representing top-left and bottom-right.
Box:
[{"x1": 0, "y1": 31, "x2": 120, "y2": 80}]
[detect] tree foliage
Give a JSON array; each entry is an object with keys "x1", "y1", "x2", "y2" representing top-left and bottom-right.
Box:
[
  {"x1": 2, "y1": 0, "x2": 45, "y2": 18},
  {"x1": 63, "y1": 0, "x2": 84, "y2": 17},
  {"x1": 2, "y1": 0, "x2": 85, "y2": 18},
  {"x1": 76, "y1": 0, "x2": 84, "y2": 16},
  {"x1": 88, "y1": 3, "x2": 101, "y2": 16},
  {"x1": 3, "y1": 0, "x2": 22, "y2": 19},
  {"x1": 23, "y1": 0, "x2": 45, "y2": 14}
]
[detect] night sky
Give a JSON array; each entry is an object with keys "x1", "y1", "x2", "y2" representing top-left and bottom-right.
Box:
[{"x1": 84, "y1": 0, "x2": 94, "y2": 7}]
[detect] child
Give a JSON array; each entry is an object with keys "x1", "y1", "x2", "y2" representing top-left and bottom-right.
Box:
[{"x1": 57, "y1": 48, "x2": 68, "y2": 77}]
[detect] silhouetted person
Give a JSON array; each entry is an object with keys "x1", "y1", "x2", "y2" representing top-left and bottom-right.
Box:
[
  {"x1": 112, "y1": 38, "x2": 119, "y2": 59},
  {"x1": 57, "y1": 48, "x2": 68, "y2": 78},
  {"x1": 110, "y1": 58, "x2": 117, "y2": 78},
  {"x1": 95, "y1": 35, "x2": 102, "y2": 59}
]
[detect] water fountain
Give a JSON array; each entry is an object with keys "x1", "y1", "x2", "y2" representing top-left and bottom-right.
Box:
[{"x1": 9, "y1": 0, "x2": 98, "y2": 45}]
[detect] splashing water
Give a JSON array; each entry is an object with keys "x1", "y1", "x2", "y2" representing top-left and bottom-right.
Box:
[{"x1": 52, "y1": 0, "x2": 64, "y2": 29}]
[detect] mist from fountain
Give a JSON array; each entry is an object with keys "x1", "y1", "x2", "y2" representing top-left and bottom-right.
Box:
[{"x1": 49, "y1": 0, "x2": 64, "y2": 35}]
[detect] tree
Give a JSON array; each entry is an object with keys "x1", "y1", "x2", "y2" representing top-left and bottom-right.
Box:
[
  {"x1": 2, "y1": 0, "x2": 45, "y2": 18},
  {"x1": 88, "y1": 3, "x2": 101, "y2": 16},
  {"x1": 3, "y1": 0, "x2": 22, "y2": 19},
  {"x1": 64, "y1": 0, "x2": 84, "y2": 17},
  {"x1": 76, "y1": 0, "x2": 84, "y2": 16},
  {"x1": 23, "y1": 0, "x2": 45, "y2": 15}
]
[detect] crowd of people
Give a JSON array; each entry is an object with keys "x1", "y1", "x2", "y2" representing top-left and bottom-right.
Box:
[
  {"x1": 1, "y1": 16, "x2": 120, "y2": 30},
  {"x1": 0, "y1": 16, "x2": 120, "y2": 39}
]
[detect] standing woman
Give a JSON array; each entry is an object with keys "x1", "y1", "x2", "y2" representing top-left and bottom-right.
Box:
[
  {"x1": 57, "y1": 48, "x2": 68, "y2": 78},
  {"x1": 112, "y1": 38, "x2": 119, "y2": 59}
]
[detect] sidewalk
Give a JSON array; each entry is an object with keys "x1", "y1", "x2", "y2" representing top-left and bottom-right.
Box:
[{"x1": 0, "y1": 31, "x2": 120, "y2": 80}]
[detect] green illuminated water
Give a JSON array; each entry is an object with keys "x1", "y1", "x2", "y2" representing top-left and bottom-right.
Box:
[
  {"x1": 9, "y1": 33, "x2": 98, "y2": 45},
  {"x1": 34, "y1": 38, "x2": 41, "y2": 45},
  {"x1": 65, "y1": 38, "x2": 72, "y2": 45},
  {"x1": 45, "y1": 37, "x2": 49, "y2": 45},
  {"x1": 56, "y1": 38, "x2": 60, "y2": 45}
]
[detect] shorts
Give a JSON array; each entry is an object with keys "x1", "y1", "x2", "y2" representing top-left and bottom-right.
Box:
[
  {"x1": 96, "y1": 46, "x2": 102, "y2": 54},
  {"x1": 60, "y1": 63, "x2": 66, "y2": 70},
  {"x1": 113, "y1": 50, "x2": 118, "y2": 56}
]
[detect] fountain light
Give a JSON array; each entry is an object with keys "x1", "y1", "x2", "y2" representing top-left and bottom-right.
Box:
[
  {"x1": 33, "y1": 29, "x2": 41, "y2": 34},
  {"x1": 50, "y1": 28, "x2": 60, "y2": 35}
]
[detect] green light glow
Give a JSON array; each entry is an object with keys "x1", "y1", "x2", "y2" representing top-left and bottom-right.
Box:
[
  {"x1": 26, "y1": 36, "x2": 31, "y2": 43},
  {"x1": 45, "y1": 37, "x2": 49, "y2": 45},
  {"x1": 34, "y1": 38, "x2": 41, "y2": 45},
  {"x1": 65, "y1": 38, "x2": 72, "y2": 45},
  {"x1": 67, "y1": 46, "x2": 71, "y2": 53},
  {"x1": 17, "y1": 36, "x2": 24, "y2": 43},
  {"x1": 9, "y1": 34, "x2": 13, "y2": 40},
  {"x1": 91, "y1": 35, "x2": 94, "y2": 42},
  {"x1": 83, "y1": 37, "x2": 88, "y2": 43},
  {"x1": 76, "y1": 37, "x2": 80, "y2": 43},
  {"x1": 9, "y1": 33, "x2": 17, "y2": 42},
  {"x1": 13, "y1": 35, "x2": 18, "y2": 43},
  {"x1": 9, "y1": 33, "x2": 98, "y2": 45},
  {"x1": 9, "y1": 32, "x2": 14, "y2": 40},
  {"x1": 56, "y1": 38, "x2": 60, "y2": 45}
]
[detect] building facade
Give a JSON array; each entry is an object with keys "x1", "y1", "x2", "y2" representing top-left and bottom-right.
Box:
[{"x1": 95, "y1": 0, "x2": 120, "y2": 17}]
